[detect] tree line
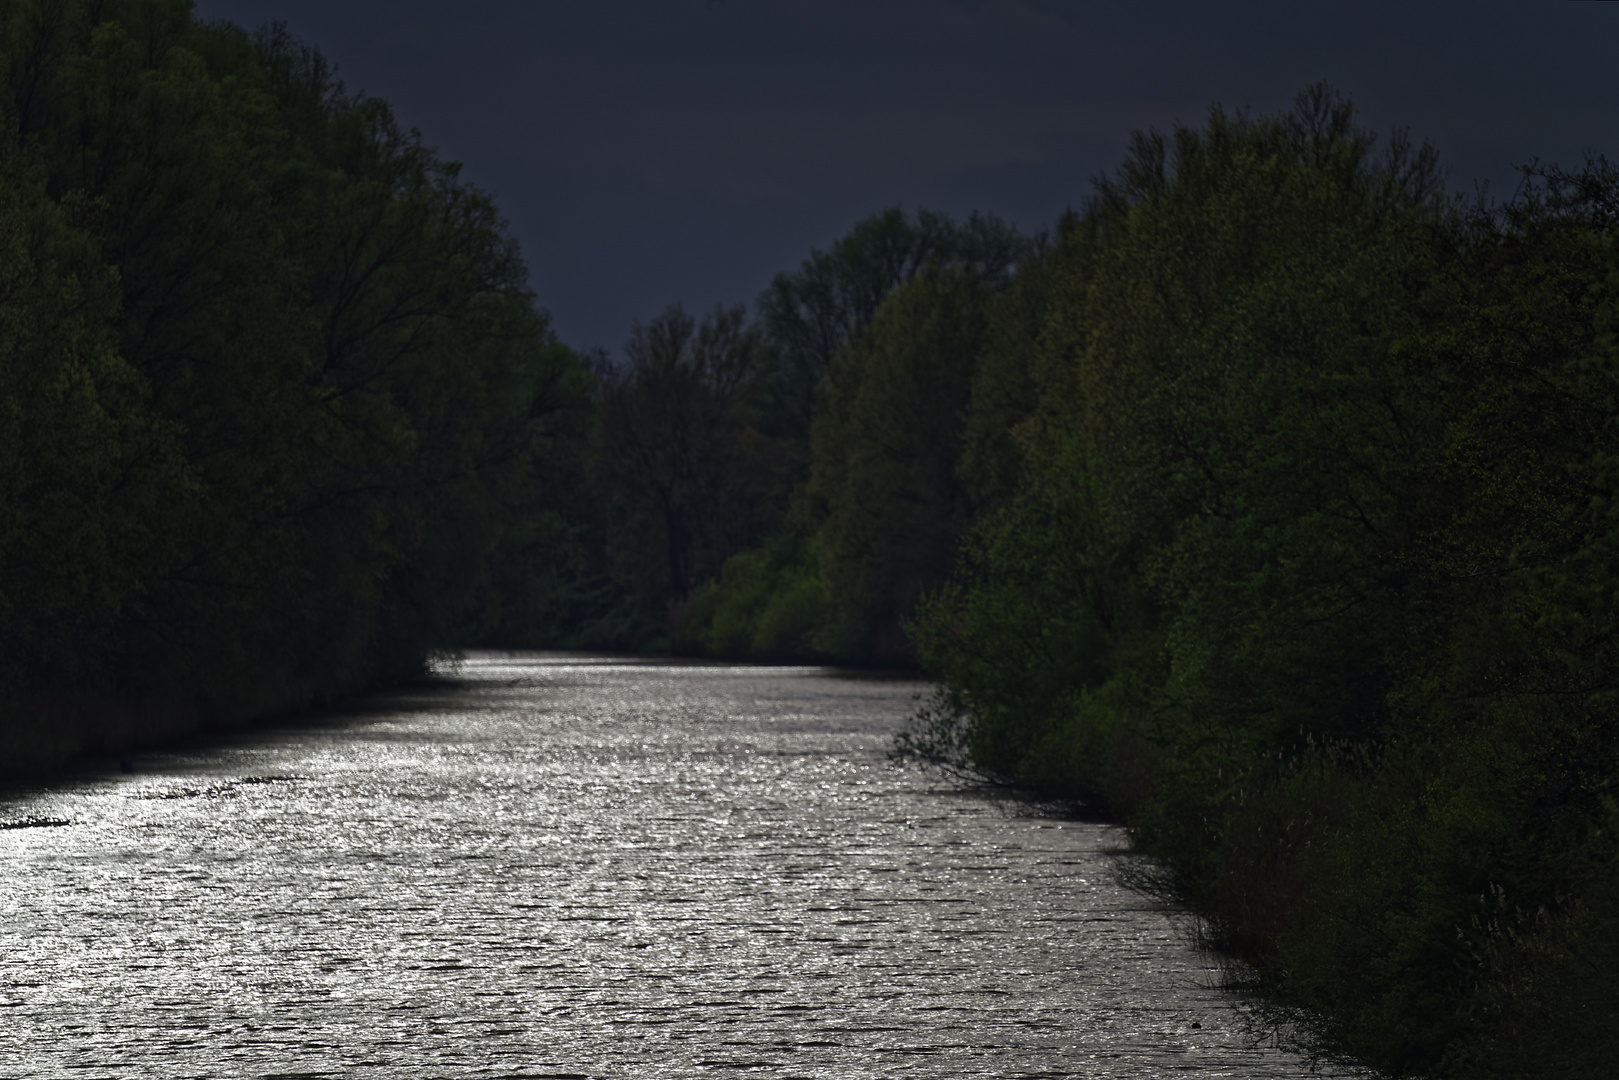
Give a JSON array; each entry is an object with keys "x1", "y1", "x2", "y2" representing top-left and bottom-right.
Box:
[
  {"x1": 1, "y1": 4, "x2": 1613, "y2": 1073},
  {"x1": 581, "y1": 88, "x2": 1619, "y2": 1077},
  {"x1": 560, "y1": 205, "x2": 1028, "y2": 658},
  {"x1": 0, "y1": 0, "x2": 591, "y2": 766}
]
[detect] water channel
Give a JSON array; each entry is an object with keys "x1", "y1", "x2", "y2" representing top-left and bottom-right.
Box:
[{"x1": 1, "y1": 655, "x2": 1362, "y2": 1078}]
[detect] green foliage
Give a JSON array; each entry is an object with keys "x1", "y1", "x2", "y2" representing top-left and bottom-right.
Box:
[
  {"x1": 902, "y1": 452, "x2": 1154, "y2": 795},
  {"x1": 672, "y1": 528, "x2": 838, "y2": 660},
  {"x1": 958, "y1": 231, "x2": 1059, "y2": 513},
  {"x1": 0, "y1": 129, "x2": 184, "y2": 686},
  {"x1": 581, "y1": 303, "x2": 785, "y2": 646},
  {"x1": 758, "y1": 205, "x2": 1029, "y2": 438},
  {"x1": 807, "y1": 264, "x2": 994, "y2": 662},
  {"x1": 662, "y1": 208, "x2": 1031, "y2": 664},
  {"x1": 895, "y1": 87, "x2": 1619, "y2": 1076},
  {"x1": 0, "y1": 1, "x2": 591, "y2": 765}
]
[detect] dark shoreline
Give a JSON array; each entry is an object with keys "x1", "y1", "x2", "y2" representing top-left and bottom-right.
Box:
[{"x1": 0, "y1": 650, "x2": 925, "y2": 783}]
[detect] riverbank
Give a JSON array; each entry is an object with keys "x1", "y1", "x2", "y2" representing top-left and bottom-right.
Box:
[
  {"x1": 0, "y1": 662, "x2": 426, "y2": 780},
  {"x1": 902, "y1": 690, "x2": 1619, "y2": 1078}
]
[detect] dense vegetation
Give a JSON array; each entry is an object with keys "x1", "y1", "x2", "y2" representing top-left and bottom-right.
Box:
[
  {"x1": 2, "y1": 4, "x2": 1612, "y2": 1073},
  {"x1": 568, "y1": 208, "x2": 1029, "y2": 658},
  {"x1": 0, "y1": 0, "x2": 590, "y2": 769},
  {"x1": 892, "y1": 95, "x2": 1619, "y2": 1075},
  {"x1": 599, "y1": 87, "x2": 1619, "y2": 1078}
]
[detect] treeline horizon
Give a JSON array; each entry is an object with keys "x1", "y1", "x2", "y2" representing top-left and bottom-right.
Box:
[
  {"x1": 2, "y1": 4, "x2": 1616, "y2": 1077},
  {"x1": 555, "y1": 204, "x2": 1029, "y2": 661}
]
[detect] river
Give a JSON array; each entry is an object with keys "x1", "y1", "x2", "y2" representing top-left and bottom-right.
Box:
[{"x1": 0, "y1": 654, "x2": 1362, "y2": 1078}]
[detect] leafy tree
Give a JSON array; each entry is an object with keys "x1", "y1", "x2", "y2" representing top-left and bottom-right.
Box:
[
  {"x1": 0, "y1": 131, "x2": 183, "y2": 688},
  {"x1": 587, "y1": 303, "x2": 777, "y2": 642},
  {"x1": 668, "y1": 206, "x2": 1034, "y2": 662},
  {"x1": 808, "y1": 264, "x2": 993, "y2": 660},
  {"x1": 758, "y1": 206, "x2": 1028, "y2": 438},
  {"x1": 903, "y1": 450, "x2": 1154, "y2": 794},
  {"x1": 958, "y1": 229, "x2": 1059, "y2": 512},
  {"x1": 901, "y1": 88, "x2": 1619, "y2": 1075},
  {"x1": 0, "y1": 2, "x2": 592, "y2": 757}
]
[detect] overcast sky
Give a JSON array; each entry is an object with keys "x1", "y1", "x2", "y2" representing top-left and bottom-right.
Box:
[{"x1": 192, "y1": 0, "x2": 1619, "y2": 354}]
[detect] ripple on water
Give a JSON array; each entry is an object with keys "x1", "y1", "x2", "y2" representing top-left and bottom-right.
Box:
[{"x1": 0, "y1": 655, "x2": 1364, "y2": 1078}]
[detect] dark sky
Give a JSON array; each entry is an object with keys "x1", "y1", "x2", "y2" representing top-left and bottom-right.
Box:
[{"x1": 192, "y1": 0, "x2": 1619, "y2": 354}]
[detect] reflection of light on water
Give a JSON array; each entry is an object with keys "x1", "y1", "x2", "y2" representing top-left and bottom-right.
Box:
[{"x1": 0, "y1": 656, "x2": 1364, "y2": 1078}]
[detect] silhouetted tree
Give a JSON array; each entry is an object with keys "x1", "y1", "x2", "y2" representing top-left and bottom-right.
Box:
[{"x1": 591, "y1": 304, "x2": 775, "y2": 634}]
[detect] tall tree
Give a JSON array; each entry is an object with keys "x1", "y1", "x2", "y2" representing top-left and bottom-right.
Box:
[
  {"x1": 808, "y1": 264, "x2": 993, "y2": 659},
  {"x1": 589, "y1": 304, "x2": 774, "y2": 638},
  {"x1": 0, "y1": 2, "x2": 592, "y2": 751},
  {"x1": 0, "y1": 131, "x2": 183, "y2": 688},
  {"x1": 758, "y1": 206, "x2": 1028, "y2": 438}
]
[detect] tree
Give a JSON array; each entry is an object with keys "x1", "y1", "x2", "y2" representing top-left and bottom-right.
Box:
[
  {"x1": 0, "y1": 3, "x2": 593, "y2": 743},
  {"x1": 590, "y1": 303, "x2": 775, "y2": 638},
  {"x1": 808, "y1": 264, "x2": 993, "y2": 659},
  {"x1": 758, "y1": 206, "x2": 1028, "y2": 438},
  {"x1": 0, "y1": 131, "x2": 184, "y2": 688}
]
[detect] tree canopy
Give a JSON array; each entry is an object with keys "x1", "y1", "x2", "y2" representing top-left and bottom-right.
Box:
[{"x1": 0, "y1": 0, "x2": 590, "y2": 754}]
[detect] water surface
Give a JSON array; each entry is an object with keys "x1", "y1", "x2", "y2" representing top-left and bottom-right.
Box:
[{"x1": 1, "y1": 655, "x2": 1357, "y2": 1077}]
